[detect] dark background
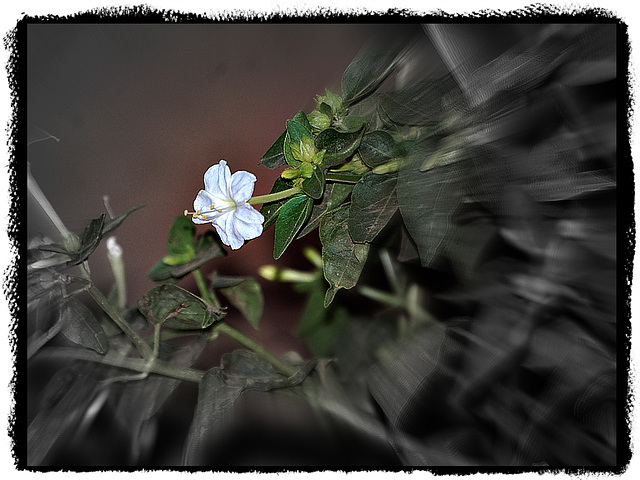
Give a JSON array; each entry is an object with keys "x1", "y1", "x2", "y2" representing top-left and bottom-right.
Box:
[{"x1": 26, "y1": 23, "x2": 408, "y2": 358}]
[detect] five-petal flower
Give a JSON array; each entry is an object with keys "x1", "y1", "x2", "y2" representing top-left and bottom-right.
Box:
[{"x1": 191, "y1": 160, "x2": 264, "y2": 250}]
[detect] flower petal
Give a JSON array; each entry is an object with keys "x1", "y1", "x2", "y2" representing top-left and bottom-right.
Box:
[
  {"x1": 204, "y1": 160, "x2": 231, "y2": 197},
  {"x1": 214, "y1": 212, "x2": 245, "y2": 250},
  {"x1": 192, "y1": 190, "x2": 218, "y2": 224},
  {"x1": 229, "y1": 170, "x2": 257, "y2": 204},
  {"x1": 232, "y1": 204, "x2": 264, "y2": 240}
]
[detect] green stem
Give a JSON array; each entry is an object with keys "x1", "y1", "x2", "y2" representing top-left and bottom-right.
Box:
[
  {"x1": 193, "y1": 268, "x2": 296, "y2": 377},
  {"x1": 212, "y1": 322, "x2": 297, "y2": 377},
  {"x1": 192, "y1": 268, "x2": 220, "y2": 308},
  {"x1": 87, "y1": 282, "x2": 154, "y2": 361},
  {"x1": 41, "y1": 347, "x2": 204, "y2": 383},
  {"x1": 248, "y1": 186, "x2": 302, "y2": 205},
  {"x1": 325, "y1": 172, "x2": 362, "y2": 184}
]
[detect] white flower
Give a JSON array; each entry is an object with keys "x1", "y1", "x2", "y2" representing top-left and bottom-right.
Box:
[{"x1": 190, "y1": 160, "x2": 264, "y2": 250}]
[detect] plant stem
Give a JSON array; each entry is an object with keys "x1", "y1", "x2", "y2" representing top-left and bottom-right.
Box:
[
  {"x1": 325, "y1": 172, "x2": 362, "y2": 183},
  {"x1": 248, "y1": 186, "x2": 302, "y2": 205},
  {"x1": 27, "y1": 164, "x2": 73, "y2": 240},
  {"x1": 86, "y1": 282, "x2": 154, "y2": 361},
  {"x1": 212, "y1": 322, "x2": 297, "y2": 377},
  {"x1": 193, "y1": 270, "x2": 297, "y2": 377},
  {"x1": 192, "y1": 268, "x2": 220, "y2": 308},
  {"x1": 41, "y1": 347, "x2": 205, "y2": 383}
]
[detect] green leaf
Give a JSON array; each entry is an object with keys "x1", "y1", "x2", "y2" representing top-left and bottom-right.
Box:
[
  {"x1": 315, "y1": 126, "x2": 366, "y2": 167},
  {"x1": 341, "y1": 37, "x2": 409, "y2": 106},
  {"x1": 101, "y1": 205, "x2": 144, "y2": 236},
  {"x1": 138, "y1": 284, "x2": 225, "y2": 330},
  {"x1": 148, "y1": 231, "x2": 225, "y2": 281},
  {"x1": 292, "y1": 110, "x2": 313, "y2": 132},
  {"x1": 167, "y1": 216, "x2": 196, "y2": 258},
  {"x1": 220, "y1": 277, "x2": 264, "y2": 329},
  {"x1": 274, "y1": 195, "x2": 313, "y2": 260},
  {"x1": 348, "y1": 172, "x2": 398, "y2": 243},
  {"x1": 287, "y1": 118, "x2": 313, "y2": 146},
  {"x1": 336, "y1": 115, "x2": 367, "y2": 133},
  {"x1": 183, "y1": 350, "x2": 312, "y2": 464},
  {"x1": 297, "y1": 182, "x2": 354, "y2": 239},
  {"x1": 260, "y1": 130, "x2": 287, "y2": 169},
  {"x1": 318, "y1": 101, "x2": 333, "y2": 118},
  {"x1": 260, "y1": 177, "x2": 295, "y2": 229},
  {"x1": 69, "y1": 214, "x2": 106, "y2": 264},
  {"x1": 359, "y1": 130, "x2": 396, "y2": 168},
  {"x1": 59, "y1": 299, "x2": 109, "y2": 354},
  {"x1": 320, "y1": 204, "x2": 370, "y2": 307},
  {"x1": 301, "y1": 165, "x2": 326, "y2": 200}
]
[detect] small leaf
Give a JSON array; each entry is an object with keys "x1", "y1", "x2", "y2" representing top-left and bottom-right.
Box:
[
  {"x1": 59, "y1": 299, "x2": 109, "y2": 354},
  {"x1": 167, "y1": 216, "x2": 196, "y2": 258},
  {"x1": 341, "y1": 36, "x2": 410, "y2": 106},
  {"x1": 260, "y1": 177, "x2": 295, "y2": 229},
  {"x1": 274, "y1": 195, "x2": 313, "y2": 260},
  {"x1": 359, "y1": 130, "x2": 396, "y2": 168},
  {"x1": 220, "y1": 277, "x2": 264, "y2": 329},
  {"x1": 315, "y1": 126, "x2": 366, "y2": 167},
  {"x1": 301, "y1": 165, "x2": 326, "y2": 200},
  {"x1": 337, "y1": 115, "x2": 367, "y2": 133},
  {"x1": 348, "y1": 172, "x2": 398, "y2": 243},
  {"x1": 320, "y1": 204, "x2": 370, "y2": 307},
  {"x1": 287, "y1": 118, "x2": 313, "y2": 147},
  {"x1": 291, "y1": 110, "x2": 313, "y2": 132},
  {"x1": 73, "y1": 214, "x2": 105, "y2": 264},
  {"x1": 260, "y1": 130, "x2": 287, "y2": 169},
  {"x1": 297, "y1": 182, "x2": 354, "y2": 239},
  {"x1": 138, "y1": 284, "x2": 225, "y2": 330},
  {"x1": 148, "y1": 231, "x2": 225, "y2": 281},
  {"x1": 101, "y1": 205, "x2": 144, "y2": 236}
]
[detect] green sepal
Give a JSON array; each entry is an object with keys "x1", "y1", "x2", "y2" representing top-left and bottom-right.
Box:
[
  {"x1": 138, "y1": 283, "x2": 225, "y2": 330},
  {"x1": 274, "y1": 195, "x2": 313, "y2": 260}
]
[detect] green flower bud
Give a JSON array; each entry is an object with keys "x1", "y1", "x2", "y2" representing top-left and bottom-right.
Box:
[
  {"x1": 372, "y1": 159, "x2": 402, "y2": 175},
  {"x1": 316, "y1": 90, "x2": 343, "y2": 115},
  {"x1": 312, "y1": 149, "x2": 326, "y2": 165},
  {"x1": 281, "y1": 167, "x2": 301, "y2": 180},
  {"x1": 299, "y1": 162, "x2": 315, "y2": 179},
  {"x1": 307, "y1": 110, "x2": 331, "y2": 131},
  {"x1": 290, "y1": 135, "x2": 317, "y2": 163}
]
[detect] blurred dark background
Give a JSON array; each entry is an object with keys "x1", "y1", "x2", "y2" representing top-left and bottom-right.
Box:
[{"x1": 26, "y1": 23, "x2": 412, "y2": 359}]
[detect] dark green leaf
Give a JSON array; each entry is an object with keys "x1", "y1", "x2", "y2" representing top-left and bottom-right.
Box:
[
  {"x1": 359, "y1": 131, "x2": 396, "y2": 168},
  {"x1": 101, "y1": 205, "x2": 144, "y2": 236},
  {"x1": 209, "y1": 273, "x2": 246, "y2": 289},
  {"x1": 337, "y1": 115, "x2": 367, "y2": 133},
  {"x1": 318, "y1": 102, "x2": 333, "y2": 118},
  {"x1": 138, "y1": 284, "x2": 225, "y2": 330},
  {"x1": 167, "y1": 216, "x2": 196, "y2": 258},
  {"x1": 301, "y1": 165, "x2": 326, "y2": 200},
  {"x1": 341, "y1": 37, "x2": 410, "y2": 106},
  {"x1": 59, "y1": 299, "x2": 109, "y2": 354},
  {"x1": 274, "y1": 195, "x2": 313, "y2": 260},
  {"x1": 220, "y1": 277, "x2": 264, "y2": 329},
  {"x1": 315, "y1": 126, "x2": 365, "y2": 167},
  {"x1": 297, "y1": 183, "x2": 354, "y2": 239},
  {"x1": 348, "y1": 172, "x2": 398, "y2": 243},
  {"x1": 260, "y1": 130, "x2": 287, "y2": 169},
  {"x1": 292, "y1": 110, "x2": 313, "y2": 132},
  {"x1": 183, "y1": 350, "x2": 312, "y2": 464},
  {"x1": 320, "y1": 204, "x2": 370, "y2": 307},
  {"x1": 72, "y1": 214, "x2": 105, "y2": 264},
  {"x1": 378, "y1": 77, "x2": 458, "y2": 126},
  {"x1": 260, "y1": 177, "x2": 295, "y2": 229}
]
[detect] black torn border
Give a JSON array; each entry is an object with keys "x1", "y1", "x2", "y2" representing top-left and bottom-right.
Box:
[{"x1": 2, "y1": 4, "x2": 634, "y2": 475}]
